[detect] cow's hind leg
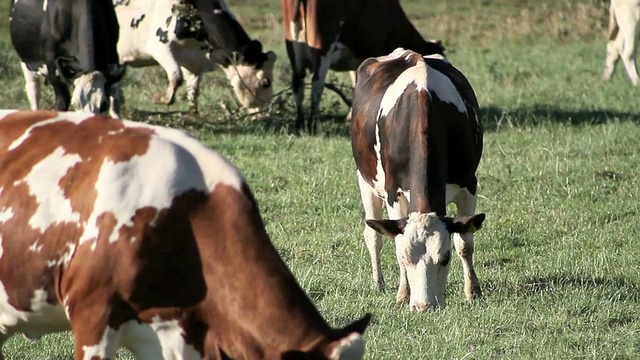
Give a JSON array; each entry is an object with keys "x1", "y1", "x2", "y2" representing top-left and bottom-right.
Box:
[
  {"x1": 603, "y1": 38, "x2": 621, "y2": 82},
  {"x1": 357, "y1": 171, "x2": 385, "y2": 291},
  {"x1": 151, "y1": 49, "x2": 183, "y2": 105},
  {"x1": 448, "y1": 184, "x2": 483, "y2": 300}
]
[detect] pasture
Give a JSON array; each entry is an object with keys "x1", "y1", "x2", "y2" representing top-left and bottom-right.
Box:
[{"x1": 1, "y1": 0, "x2": 640, "y2": 358}]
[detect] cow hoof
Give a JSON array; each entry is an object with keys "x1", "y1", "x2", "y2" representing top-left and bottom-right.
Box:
[
  {"x1": 152, "y1": 93, "x2": 174, "y2": 105},
  {"x1": 395, "y1": 289, "x2": 409, "y2": 304},
  {"x1": 464, "y1": 283, "x2": 483, "y2": 300}
]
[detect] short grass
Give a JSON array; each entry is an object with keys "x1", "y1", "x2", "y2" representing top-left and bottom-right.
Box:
[{"x1": 2, "y1": 0, "x2": 640, "y2": 359}]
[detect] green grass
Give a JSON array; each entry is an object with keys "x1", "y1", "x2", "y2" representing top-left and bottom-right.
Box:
[{"x1": 2, "y1": 0, "x2": 640, "y2": 359}]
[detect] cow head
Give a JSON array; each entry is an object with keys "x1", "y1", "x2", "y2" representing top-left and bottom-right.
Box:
[
  {"x1": 218, "y1": 49, "x2": 276, "y2": 112},
  {"x1": 366, "y1": 212, "x2": 485, "y2": 311},
  {"x1": 70, "y1": 71, "x2": 109, "y2": 113}
]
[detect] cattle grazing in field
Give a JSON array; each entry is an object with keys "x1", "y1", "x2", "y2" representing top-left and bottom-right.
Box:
[
  {"x1": 351, "y1": 48, "x2": 485, "y2": 311},
  {"x1": 112, "y1": 0, "x2": 277, "y2": 115},
  {"x1": 279, "y1": 0, "x2": 445, "y2": 132},
  {"x1": 0, "y1": 110, "x2": 371, "y2": 359},
  {"x1": 602, "y1": 0, "x2": 640, "y2": 86},
  {"x1": 10, "y1": 0, "x2": 126, "y2": 117}
]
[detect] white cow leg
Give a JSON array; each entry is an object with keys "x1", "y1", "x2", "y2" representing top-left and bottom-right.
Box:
[
  {"x1": 612, "y1": 9, "x2": 640, "y2": 86},
  {"x1": 108, "y1": 82, "x2": 122, "y2": 118},
  {"x1": 183, "y1": 68, "x2": 201, "y2": 115},
  {"x1": 357, "y1": 171, "x2": 385, "y2": 291},
  {"x1": 387, "y1": 195, "x2": 409, "y2": 304},
  {"x1": 602, "y1": 40, "x2": 620, "y2": 82},
  {"x1": 451, "y1": 187, "x2": 483, "y2": 300},
  {"x1": 152, "y1": 53, "x2": 183, "y2": 105},
  {"x1": 20, "y1": 63, "x2": 40, "y2": 110}
]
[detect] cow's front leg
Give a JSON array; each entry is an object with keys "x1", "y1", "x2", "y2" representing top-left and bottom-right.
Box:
[
  {"x1": 386, "y1": 195, "x2": 409, "y2": 303},
  {"x1": 151, "y1": 48, "x2": 183, "y2": 105},
  {"x1": 285, "y1": 40, "x2": 306, "y2": 131},
  {"x1": 108, "y1": 82, "x2": 123, "y2": 118},
  {"x1": 69, "y1": 300, "x2": 120, "y2": 360},
  {"x1": 20, "y1": 63, "x2": 41, "y2": 110},
  {"x1": 309, "y1": 45, "x2": 337, "y2": 134},
  {"x1": 451, "y1": 187, "x2": 483, "y2": 300},
  {"x1": 357, "y1": 171, "x2": 385, "y2": 290}
]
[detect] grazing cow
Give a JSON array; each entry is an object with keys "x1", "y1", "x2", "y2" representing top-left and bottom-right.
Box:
[
  {"x1": 10, "y1": 0, "x2": 125, "y2": 117},
  {"x1": 351, "y1": 48, "x2": 485, "y2": 311},
  {"x1": 280, "y1": 0, "x2": 445, "y2": 132},
  {"x1": 602, "y1": 0, "x2": 640, "y2": 86},
  {"x1": 0, "y1": 109, "x2": 371, "y2": 359},
  {"x1": 112, "y1": 0, "x2": 277, "y2": 115}
]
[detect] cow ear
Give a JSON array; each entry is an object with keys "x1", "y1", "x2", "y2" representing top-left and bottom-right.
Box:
[
  {"x1": 54, "y1": 56, "x2": 83, "y2": 81},
  {"x1": 443, "y1": 213, "x2": 486, "y2": 234},
  {"x1": 366, "y1": 218, "x2": 407, "y2": 238},
  {"x1": 355, "y1": 57, "x2": 379, "y2": 83},
  {"x1": 339, "y1": 313, "x2": 371, "y2": 335}
]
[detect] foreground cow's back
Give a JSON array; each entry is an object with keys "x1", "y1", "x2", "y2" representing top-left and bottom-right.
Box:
[
  {"x1": 351, "y1": 49, "x2": 485, "y2": 311},
  {"x1": 0, "y1": 110, "x2": 370, "y2": 359}
]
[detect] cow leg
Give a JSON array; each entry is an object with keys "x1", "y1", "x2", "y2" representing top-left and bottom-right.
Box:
[
  {"x1": 448, "y1": 185, "x2": 483, "y2": 300},
  {"x1": 618, "y1": 20, "x2": 640, "y2": 86},
  {"x1": 602, "y1": 38, "x2": 620, "y2": 82},
  {"x1": 357, "y1": 171, "x2": 385, "y2": 291},
  {"x1": 182, "y1": 67, "x2": 201, "y2": 116},
  {"x1": 386, "y1": 195, "x2": 410, "y2": 304},
  {"x1": 108, "y1": 82, "x2": 123, "y2": 118},
  {"x1": 151, "y1": 50, "x2": 183, "y2": 105},
  {"x1": 20, "y1": 63, "x2": 40, "y2": 110},
  {"x1": 69, "y1": 302, "x2": 121, "y2": 360},
  {"x1": 285, "y1": 40, "x2": 306, "y2": 131},
  {"x1": 309, "y1": 45, "x2": 339, "y2": 133}
]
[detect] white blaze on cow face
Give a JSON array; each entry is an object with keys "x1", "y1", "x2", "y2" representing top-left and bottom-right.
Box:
[
  {"x1": 395, "y1": 212, "x2": 451, "y2": 311},
  {"x1": 220, "y1": 52, "x2": 277, "y2": 112},
  {"x1": 71, "y1": 71, "x2": 108, "y2": 114},
  {"x1": 20, "y1": 147, "x2": 82, "y2": 233}
]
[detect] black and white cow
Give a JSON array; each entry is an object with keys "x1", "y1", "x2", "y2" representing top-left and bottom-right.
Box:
[
  {"x1": 351, "y1": 48, "x2": 485, "y2": 311},
  {"x1": 111, "y1": 0, "x2": 277, "y2": 115},
  {"x1": 10, "y1": 0, "x2": 125, "y2": 116}
]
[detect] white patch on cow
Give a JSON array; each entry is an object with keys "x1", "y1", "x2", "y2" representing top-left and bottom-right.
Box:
[
  {"x1": 28, "y1": 241, "x2": 43, "y2": 253},
  {"x1": 46, "y1": 243, "x2": 76, "y2": 268},
  {"x1": 71, "y1": 71, "x2": 108, "y2": 114},
  {"x1": 0, "y1": 207, "x2": 14, "y2": 223},
  {"x1": 20, "y1": 147, "x2": 82, "y2": 232},
  {"x1": 329, "y1": 332, "x2": 365, "y2": 360},
  {"x1": 0, "y1": 281, "x2": 28, "y2": 333},
  {"x1": 148, "y1": 316, "x2": 200, "y2": 359},
  {"x1": 6, "y1": 110, "x2": 91, "y2": 151},
  {"x1": 79, "y1": 128, "x2": 240, "y2": 246},
  {"x1": 426, "y1": 66, "x2": 466, "y2": 113},
  {"x1": 378, "y1": 55, "x2": 427, "y2": 118},
  {"x1": 42, "y1": 0, "x2": 47, "y2": 11},
  {"x1": 82, "y1": 326, "x2": 119, "y2": 360}
]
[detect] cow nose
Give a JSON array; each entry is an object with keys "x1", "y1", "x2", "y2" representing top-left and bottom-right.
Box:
[
  {"x1": 259, "y1": 77, "x2": 271, "y2": 89},
  {"x1": 410, "y1": 303, "x2": 429, "y2": 312}
]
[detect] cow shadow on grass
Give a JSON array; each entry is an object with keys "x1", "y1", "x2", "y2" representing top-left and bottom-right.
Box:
[
  {"x1": 481, "y1": 105, "x2": 640, "y2": 132},
  {"x1": 126, "y1": 103, "x2": 639, "y2": 137}
]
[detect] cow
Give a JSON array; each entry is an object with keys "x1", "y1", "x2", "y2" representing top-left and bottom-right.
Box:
[
  {"x1": 279, "y1": 0, "x2": 445, "y2": 133},
  {"x1": 602, "y1": 0, "x2": 640, "y2": 86},
  {"x1": 111, "y1": 0, "x2": 277, "y2": 115},
  {"x1": 0, "y1": 109, "x2": 371, "y2": 359},
  {"x1": 10, "y1": 0, "x2": 126, "y2": 117},
  {"x1": 350, "y1": 48, "x2": 486, "y2": 311}
]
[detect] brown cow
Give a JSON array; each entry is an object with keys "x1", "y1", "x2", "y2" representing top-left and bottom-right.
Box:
[
  {"x1": 0, "y1": 110, "x2": 370, "y2": 359},
  {"x1": 280, "y1": 0, "x2": 444, "y2": 133},
  {"x1": 351, "y1": 49, "x2": 485, "y2": 311}
]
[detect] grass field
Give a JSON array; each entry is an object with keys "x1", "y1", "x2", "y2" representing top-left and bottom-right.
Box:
[{"x1": 2, "y1": 0, "x2": 640, "y2": 359}]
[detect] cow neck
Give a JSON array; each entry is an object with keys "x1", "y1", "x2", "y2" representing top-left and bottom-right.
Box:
[
  {"x1": 407, "y1": 103, "x2": 447, "y2": 216},
  {"x1": 191, "y1": 183, "x2": 333, "y2": 358}
]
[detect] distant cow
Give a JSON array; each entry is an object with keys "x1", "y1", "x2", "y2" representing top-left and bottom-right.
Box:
[
  {"x1": 280, "y1": 0, "x2": 445, "y2": 132},
  {"x1": 602, "y1": 0, "x2": 640, "y2": 85},
  {"x1": 10, "y1": 0, "x2": 125, "y2": 116},
  {"x1": 112, "y1": 0, "x2": 277, "y2": 115},
  {"x1": 0, "y1": 110, "x2": 370, "y2": 359},
  {"x1": 351, "y1": 48, "x2": 485, "y2": 311}
]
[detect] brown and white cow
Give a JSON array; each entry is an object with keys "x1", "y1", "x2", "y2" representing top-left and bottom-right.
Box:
[
  {"x1": 0, "y1": 110, "x2": 370, "y2": 359},
  {"x1": 111, "y1": 0, "x2": 277, "y2": 115},
  {"x1": 602, "y1": 0, "x2": 640, "y2": 86},
  {"x1": 350, "y1": 48, "x2": 485, "y2": 311},
  {"x1": 280, "y1": 0, "x2": 445, "y2": 133}
]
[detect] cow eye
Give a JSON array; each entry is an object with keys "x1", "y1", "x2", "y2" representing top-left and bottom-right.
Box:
[{"x1": 440, "y1": 251, "x2": 451, "y2": 267}]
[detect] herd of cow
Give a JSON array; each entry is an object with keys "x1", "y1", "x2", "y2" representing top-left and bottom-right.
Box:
[{"x1": 0, "y1": 0, "x2": 636, "y2": 359}]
